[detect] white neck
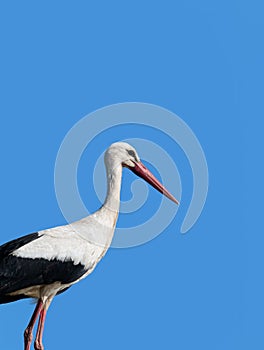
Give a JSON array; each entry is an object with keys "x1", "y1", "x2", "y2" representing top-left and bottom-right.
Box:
[
  {"x1": 72, "y1": 163, "x2": 123, "y2": 248},
  {"x1": 103, "y1": 163, "x2": 122, "y2": 213}
]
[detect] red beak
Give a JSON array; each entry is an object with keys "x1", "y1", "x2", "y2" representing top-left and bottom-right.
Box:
[{"x1": 126, "y1": 161, "x2": 179, "y2": 205}]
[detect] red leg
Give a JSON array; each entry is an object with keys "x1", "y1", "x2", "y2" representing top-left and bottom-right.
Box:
[
  {"x1": 34, "y1": 308, "x2": 47, "y2": 350},
  {"x1": 24, "y1": 299, "x2": 43, "y2": 350}
]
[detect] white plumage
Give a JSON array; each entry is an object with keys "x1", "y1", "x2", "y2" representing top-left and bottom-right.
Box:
[{"x1": 0, "y1": 141, "x2": 178, "y2": 350}]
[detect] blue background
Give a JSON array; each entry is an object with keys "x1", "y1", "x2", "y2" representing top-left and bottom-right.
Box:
[{"x1": 0, "y1": 1, "x2": 258, "y2": 349}]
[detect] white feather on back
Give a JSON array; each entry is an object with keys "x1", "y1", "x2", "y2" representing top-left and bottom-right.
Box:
[{"x1": 12, "y1": 208, "x2": 117, "y2": 268}]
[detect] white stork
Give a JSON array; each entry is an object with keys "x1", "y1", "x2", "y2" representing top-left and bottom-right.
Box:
[{"x1": 0, "y1": 142, "x2": 178, "y2": 350}]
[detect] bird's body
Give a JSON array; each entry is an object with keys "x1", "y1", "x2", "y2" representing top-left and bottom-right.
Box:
[
  {"x1": 0, "y1": 165, "x2": 120, "y2": 306},
  {"x1": 0, "y1": 142, "x2": 178, "y2": 350}
]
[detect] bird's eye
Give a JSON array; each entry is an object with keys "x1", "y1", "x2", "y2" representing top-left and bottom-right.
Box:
[{"x1": 127, "y1": 149, "x2": 136, "y2": 159}]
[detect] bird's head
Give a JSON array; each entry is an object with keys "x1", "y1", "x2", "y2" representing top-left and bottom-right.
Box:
[
  {"x1": 104, "y1": 141, "x2": 140, "y2": 168},
  {"x1": 105, "y1": 142, "x2": 179, "y2": 205}
]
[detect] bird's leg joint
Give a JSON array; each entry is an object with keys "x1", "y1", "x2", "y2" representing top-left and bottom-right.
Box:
[
  {"x1": 24, "y1": 327, "x2": 33, "y2": 350},
  {"x1": 34, "y1": 339, "x2": 44, "y2": 350},
  {"x1": 24, "y1": 326, "x2": 33, "y2": 340}
]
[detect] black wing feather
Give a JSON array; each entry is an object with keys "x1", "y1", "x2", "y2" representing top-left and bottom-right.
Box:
[
  {"x1": 0, "y1": 232, "x2": 40, "y2": 259},
  {"x1": 0, "y1": 233, "x2": 88, "y2": 304}
]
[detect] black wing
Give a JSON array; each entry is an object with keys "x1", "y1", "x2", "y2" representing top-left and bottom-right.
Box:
[
  {"x1": 0, "y1": 232, "x2": 41, "y2": 259},
  {"x1": 0, "y1": 233, "x2": 88, "y2": 304}
]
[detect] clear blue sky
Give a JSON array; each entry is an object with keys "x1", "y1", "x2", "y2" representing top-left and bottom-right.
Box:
[{"x1": 0, "y1": 1, "x2": 259, "y2": 349}]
